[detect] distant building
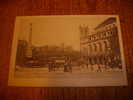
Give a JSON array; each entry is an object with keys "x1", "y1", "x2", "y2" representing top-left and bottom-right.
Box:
[
  {"x1": 32, "y1": 45, "x2": 75, "y2": 58},
  {"x1": 16, "y1": 40, "x2": 28, "y2": 66},
  {"x1": 80, "y1": 17, "x2": 122, "y2": 68},
  {"x1": 79, "y1": 25, "x2": 90, "y2": 56},
  {"x1": 16, "y1": 23, "x2": 33, "y2": 67}
]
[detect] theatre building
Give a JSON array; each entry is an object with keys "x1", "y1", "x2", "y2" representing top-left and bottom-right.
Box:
[{"x1": 80, "y1": 17, "x2": 122, "y2": 70}]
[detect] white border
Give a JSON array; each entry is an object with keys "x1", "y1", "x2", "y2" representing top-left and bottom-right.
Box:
[{"x1": 8, "y1": 15, "x2": 128, "y2": 87}]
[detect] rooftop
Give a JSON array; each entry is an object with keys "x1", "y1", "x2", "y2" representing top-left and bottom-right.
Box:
[{"x1": 95, "y1": 17, "x2": 116, "y2": 30}]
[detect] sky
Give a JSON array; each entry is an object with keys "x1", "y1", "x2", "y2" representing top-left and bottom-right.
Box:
[{"x1": 18, "y1": 15, "x2": 113, "y2": 51}]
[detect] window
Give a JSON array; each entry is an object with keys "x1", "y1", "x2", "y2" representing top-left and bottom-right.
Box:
[
  {"x1": 98, "y1": 42, "x2": 102, "y2": 52},
  {"x1": 103, "y1": 41, "x2": 108, "y2": 52},
  {"x1": 93, "y1": 43, "x2": 97, "y2": 52},
  {"x1": 88, "y1": 45, "x2": 92, "y2": 53}
]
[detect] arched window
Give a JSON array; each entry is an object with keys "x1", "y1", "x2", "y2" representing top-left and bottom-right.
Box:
[
  {"x1": 103, "y1": 41, "x2": 108, "y2": 52},
  {"x1": 105, "y1": 26, "x2": 108, "y2": 31},
  {"x1": 88, "y1": 45, "x2": 92, "y2": 54},
  {"x1": 93, "y1": 43, "x2": 97, "y2": 52},
  {"x1": 98, "y1": 42, "x2": 102, "y2": 52},
  {"x1": 112, "y1": 23, "x2": 118, "y2": 35}
]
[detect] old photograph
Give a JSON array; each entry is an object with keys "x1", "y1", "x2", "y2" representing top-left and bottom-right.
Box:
[{"x1": 8, "y1": 15, "x2": 127, "y2": 86}]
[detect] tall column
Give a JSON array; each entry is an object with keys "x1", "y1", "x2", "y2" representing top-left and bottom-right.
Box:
[
  {"x1": 26, "y1": 23, "x2": 33, "y2": 58},
  {"x1": 29, "y1": 23, "x2": 32, "y2": 46}
]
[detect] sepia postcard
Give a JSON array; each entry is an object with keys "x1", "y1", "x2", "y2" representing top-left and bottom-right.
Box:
[{"x1": 8, "y1": 15, "x2": 127, "y2": 87}]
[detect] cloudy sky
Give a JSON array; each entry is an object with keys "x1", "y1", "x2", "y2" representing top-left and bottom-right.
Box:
[{"x1": 18, "y1": 15, "x2": 114, "y2": 51}]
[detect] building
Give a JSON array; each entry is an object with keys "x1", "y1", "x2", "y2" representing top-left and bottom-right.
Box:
[
  {"x1": 80, "y1": 17, "x2": 122, "y2": 69},
  {"x1": 16, "y1": 40, "x2": 28, "y2": 66},
  {"x1": 16, "y1": 23, "x2": 34, "y2": 67}
]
